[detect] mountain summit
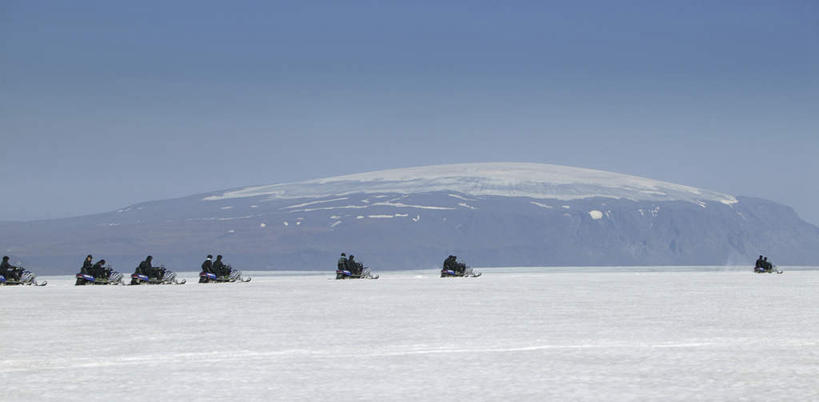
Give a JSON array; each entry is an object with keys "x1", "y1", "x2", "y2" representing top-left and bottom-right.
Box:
[
  {"x1": 205, "y1": 162, "x2": 737, "y2": 205},
  {"x1": 2, "y1": 163, "x2": 818, "y2": 273}
]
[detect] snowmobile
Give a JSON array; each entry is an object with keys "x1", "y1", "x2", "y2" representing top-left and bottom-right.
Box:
[
  {"x1": 440, "y1": 265, "x2": 481, "y2": 278},
  {"x1": 754, "y1": 265, "x2": 783, "y2": 274},
  {"x1": 130, "y1": 266, "x2": 186, "y2": 285},
  {"x1": 0, "y1": 267, "x2": 47, "y2": 286},
  {"x1": 335, "y1": 266, "x2": 379, "y2": 280},
  {"x1": 75, "y1": 266, "x2": 125, "y2": 285},
  {"x1": 199, "y1": 265, "x2": 251, "y2": 283}
]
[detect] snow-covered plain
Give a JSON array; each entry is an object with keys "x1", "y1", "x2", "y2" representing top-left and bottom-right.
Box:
[{"x1": 2, "y1": 268, "x2": 818, "y2": 401}]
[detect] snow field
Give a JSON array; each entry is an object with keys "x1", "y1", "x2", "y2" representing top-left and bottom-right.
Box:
[{"x1": 1, "y1": 269, "x2": 818, "y2": 401}]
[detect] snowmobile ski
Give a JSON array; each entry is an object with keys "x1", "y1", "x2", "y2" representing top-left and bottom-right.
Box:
[
  {"x1": 335, "y1": 268, "x2": 379, "y2": 280},
  {"x1": 440, "y1": 267, "x2": 481, "y2": 278}
]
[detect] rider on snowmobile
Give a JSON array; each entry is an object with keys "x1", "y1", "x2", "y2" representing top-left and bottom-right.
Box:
[
  {"x1": 443, "y1": 255, "x2": 456, "y2": 272},
  {"x1": 337, "y1": 253, "x2": 348, "y2": 271},
  {"x1": 91, "y1": 259, "x2": 108, "y2": 279},
  {"x1": 337, "y1": 253, "x2": 348, "y2": 278},
  {"x1": 212, "y1": 255, "x2": 230, "y2": 277},
  {"x1": 136, "y1": 256, "x2": 155, "y2": 278},
  {"x1": 199, "y1": 255, "x2": 214, "y2": 283},
  {"x1": 201, "y1": 255, "x2": 213, "y2": 274},
  {"x1": 443, "y1": 255, "x2": 467, "y2": 274},
  {"x1": 762, "y1": 257, "x2": 773, "y2": 272},
  {"x1": 1, "y1": 256, "x2": 21, "y2": 281},
  {"x1": 347, "y1": 255, "x2": 363, "y2": 275},
  {"x1": 81, "y1": 255, "x2": 94, "y2": 275}
]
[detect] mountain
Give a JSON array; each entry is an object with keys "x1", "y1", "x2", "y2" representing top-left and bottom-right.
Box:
[{"x1": 3, "y1": 163, "x2": 818, "y2": 274}]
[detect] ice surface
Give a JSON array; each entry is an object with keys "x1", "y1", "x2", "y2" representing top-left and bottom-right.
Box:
[
  {"x1": 203, "y1": 163, "x2": 738, "y2": 205},
  {"x1": 2, "y1": 269, "x2": 818, "y2": 401}
]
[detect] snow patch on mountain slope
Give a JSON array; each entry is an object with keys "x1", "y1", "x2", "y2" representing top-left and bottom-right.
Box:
[
  {"x1": 203, "y1": 163, "x2": 738, "y2": 206},
  {"x1": 531, "y1": 201, "x2": 553, "y2": 209},
  {"x1": 284, "y1": 198, "x2": 349, "y2": 210}
]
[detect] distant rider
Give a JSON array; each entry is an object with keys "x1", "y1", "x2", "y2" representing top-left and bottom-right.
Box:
[
  {"x1": 443, "y1": 255, "x2": 467, "y2": 275},
  {"x1": 137, "y1": 256, "x2": 154, "y2": 277},
  {"x1": 762, "y1": 257, "x2": 773, "y2": 273},
  {"x1": 348, "y1": 254, "x2": 361, "y2": 275},
  {"x1": 443, "y1": 255, "x2": 457, "y2": 273},
  {"x1": 200, "y1": 255, "x2": 213, "y2": 283},
  {"x1": 337, "y1": 253, "x2": 348, "y2": 278},
  {"x1": 1, "y1": 256, "x2": 21, "y2": 281},
  {"x1": 455, "y1": 260, "x2": 466, "y2": 275},
  {"x1": 201, "y1": 255, "x2": 213, "y2": 274},
  {"x1": 754, "y1": 255, "x2": 764, "y2": 272},
  {"x1": 212, "y1": 255, "x2": 229, "y2": 277},
  {"x1": 81, "y1": 255, "x2": 94, "y2": 275},
  {"x1": 91, "y1": 259, "x2": 108, "y2": 279}
]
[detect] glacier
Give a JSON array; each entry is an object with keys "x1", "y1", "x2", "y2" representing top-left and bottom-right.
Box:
[
  {"x1": 1, "y1": 268, "x2": 818, "y2": 401},
  {"x1": 203, "y1": 162, "x2": 738, "y2": 205}
]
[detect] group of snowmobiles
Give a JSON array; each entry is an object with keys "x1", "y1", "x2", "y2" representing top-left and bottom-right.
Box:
[
  {"x1": 71, "y1": 254, "x2": 250, "y2": 286},
  {"x1": 334, "y1": 253, "x2": 481, "y2": 279},
  {"x1": 3, "y1": 251, "x2": 782, "y2": 287}
]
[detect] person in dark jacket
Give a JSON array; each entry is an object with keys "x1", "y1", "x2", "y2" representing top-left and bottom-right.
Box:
[
  {"x1": 137, "y1": 256, "x2": 153, "y2": 277},
  {"x1": 347, "y1": 255, "x2": 360, "y2": 275},
  {"x1": 201, "y1": 255, "x2": 213, "y2": 274},
  {"x1": 81, "y1": 255, "x2": 93, "y2": 275},
  {"x1": 443, "y1": 255, "x2": 466, "y2": 274},
  {"x1": 443, "y1": 255, "x2": 457, "y2": 272},
  {"x1": 337, "y1": 253, "x2": 348, "y2": 279},
  {"x1": 2, "y1": 256, "x2": 21, "y2": 281},
  {"x1": 199, "y1": 255, "x2": 214, "y2": 283},
  {"x1": 762, "y1": 257, "x2": 773, "y2": 272},
  {"x1": 212, "y1": 255, "x2": 228, "y2": 277},
  {"x1": 91, "y1": 259, "x2": 108, "y2": 279}
]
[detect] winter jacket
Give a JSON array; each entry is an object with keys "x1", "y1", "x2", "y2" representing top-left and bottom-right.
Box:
[
  {"x1": 81, "y1": 259, "x2": 93, "y2": 275},
  {"x1": 137, "y1": 260, "x2": 152, "y2": 276},
  {"x1": 213, "y1": 260, "x2": 226, "y2": 276},
  {"x1": 201, "y1": 259, "x2": 213, "y2": 273},
  {"x1": 92, "y1": 261, "x2": 106, "y2": 278}
]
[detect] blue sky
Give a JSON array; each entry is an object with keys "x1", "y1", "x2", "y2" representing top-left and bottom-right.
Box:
[{"x1": 1, "y1": 1, "x2": 818, "y2": 223}]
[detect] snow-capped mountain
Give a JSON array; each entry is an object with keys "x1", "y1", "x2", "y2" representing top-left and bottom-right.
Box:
[
  {"x1": 205, "y1": 163, "x2": 738, "y2": 205},
  {"x1": 3, "y1": 163, "x2": 818, "y2": 273}
]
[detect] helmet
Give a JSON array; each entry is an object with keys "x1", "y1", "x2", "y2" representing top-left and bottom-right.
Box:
[{"x1": 207, "y1": 254, "x2": 213, "y2": 259}]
